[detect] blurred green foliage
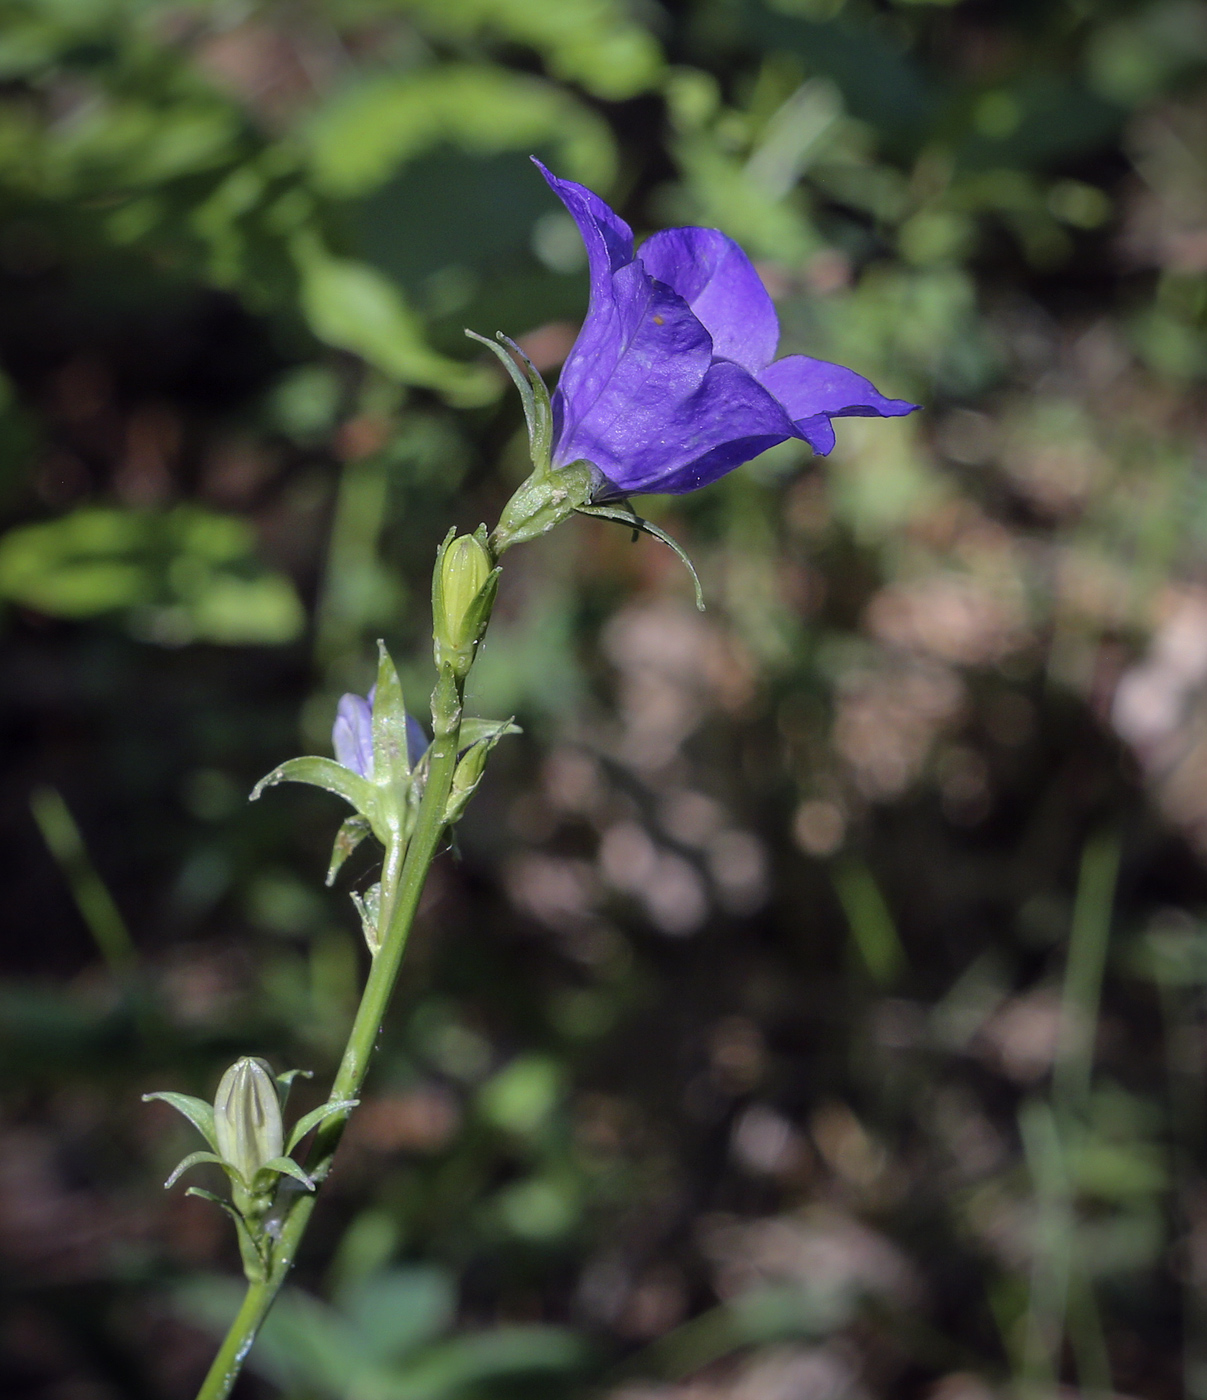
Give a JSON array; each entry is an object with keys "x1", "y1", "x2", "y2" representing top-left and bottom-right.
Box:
[{"x1": 7, "y1": 0, "x2": 1207, "y2": 1398}]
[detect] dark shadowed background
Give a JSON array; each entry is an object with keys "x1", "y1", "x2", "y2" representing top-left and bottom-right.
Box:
[{"x1": 3, "y1": 0, "x2": 1207, "y2": 1396}]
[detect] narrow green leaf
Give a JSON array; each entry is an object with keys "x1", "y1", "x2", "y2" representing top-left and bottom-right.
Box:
[
  {"x1": 250, "y1": 756, "x2": 375, "y2": 816},
  {"x1": 164, "y1": 1150, "x2": 227, "y2": 1190},
  {"x1": 257, "y1": 1156, "x2": 316, "y2": 1191},
  {"x1": 275, "y1": 1068, "x2": 314, "y2": 1110},
  {"x1": 285, "y1": 1099, "x2": 360, "y2": 1155},
  {"x1": 832, "y1": 860, "x2": 906, "y2": 988},
  {"x1": 143, "y1": 1091, "x2": 220, "y2": 1153},
  {"x1": 444, "y1": 719, "x2": 518, "y2": 825},
  {"x1": 459, "y1": 718, "x2": 522, "y2": 749},
  {"x1": 185, "y1": 1189, "x2": 267, "y2": 1281},
  {"x1": 183, "y1": 1187, "x2": 231, "y2": 1210},
  {"x1": 499, "y1": 333, "x2": 554, "y2": 470},
  {"x1": 351, "y1": 883, "x2": 383, "y2": 956},
  {"x1": 466, "y1": 330, "x2": 538, "y2": 448},
  {"x1": 372, "y1": 638, "x2": 414, "y2": 785},
  {"x1": 575, "y1": 503, "x2": 705, "y2": 610},
  {"x1": 31, "y1": 785, "x2": 137, "y2": 974},
  {"x1": 326, "y1": 815, "x2": 373, "y2": 887}
]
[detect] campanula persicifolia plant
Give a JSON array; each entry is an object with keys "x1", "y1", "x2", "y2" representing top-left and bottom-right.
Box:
[{"x1": 145, "y1": 163, "x2": 917, "y2": 1400}]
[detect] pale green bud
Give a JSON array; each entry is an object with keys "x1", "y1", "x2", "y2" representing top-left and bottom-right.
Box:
[
  {"x1": 442, "y1": 719, "x2": 517, "y2": 825},
  {"x1": 441, "y1": 534, "x2": 491, "y2": 636},
  {"x1": 433, "y1": 529, "x2": 498, "y2": 677},
  {"x1": 213, "y1": 1057, "x2": 283, "y2": 1186}
]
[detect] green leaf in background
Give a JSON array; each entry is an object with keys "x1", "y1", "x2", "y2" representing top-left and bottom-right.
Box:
[
  {"x1": 404, "y1": 0, "x2": 663, "y2": 100},
  {"x1": 478, "y1": 1054, "x2": 561, "y2": 1136},
  {"x1": 387, "y1": 1324, "x2": 587, "y2": 1399},
  {"x1": 0, "y1": 506, "x2": 304, "y2": 645},
  {"x1": 43, "y1": 97, "x2": 241, "y2": 193},
  {"x1": 338, "y1": 1266, "x2": 456, "y2": 1366},
  {"x1": 179, "y1": 1276, "x2": 366, "y2": 1394},
  {"x1": 293, "y1": 239, "x2": 498, "y2": 405},
  {"x1": 303, "y1": 64, "x2": 617, "y2": 199},
  {"x1": 178, "y1": 1270, "x2": 585, "y2": 1399}
]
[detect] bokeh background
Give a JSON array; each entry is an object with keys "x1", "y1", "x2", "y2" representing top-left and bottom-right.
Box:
[{"x1": 5, "y1": 0, "x2": 1207, "y2": 1396}]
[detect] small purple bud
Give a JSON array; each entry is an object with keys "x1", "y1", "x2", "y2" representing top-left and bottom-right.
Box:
[
  {"x1": 333, "y1": 686, "x2": 428, "y2": 777},
  {"x1": 406, "y1": 714, "x2": 429, "y2": 768},
  {"x1": 332, "y1": 691, "x2": 374, "y2": 778}
]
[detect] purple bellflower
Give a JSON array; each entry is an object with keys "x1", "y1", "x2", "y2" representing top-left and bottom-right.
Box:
[
  {"x1": 332, "y1": 688, "x2": 427, "y2": 779},
  {"x1": 535, "y1": 159, "x2": 917, "y2": 498}
]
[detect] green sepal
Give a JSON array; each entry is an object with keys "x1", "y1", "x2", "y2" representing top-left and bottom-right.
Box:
[
  {"x1": 164, "y1": 1149, "x2": 228, "y2": 1190},
  {"x1": 285, "y1": 1098, "x2": 360, "y2": 1154},
  {"x1": 250, "y1": 756, "x2": 376, "y2": 819},
  {"x1": 575, "y1": 502, "x2": 705, "y2": 611},
  {"x1": 185, "y1": 1188, "x2": 268, "y2": 1281},
  {"x1": 465, "y1": 331, "x2": 553, "y2": 471},
  {"x1": 372, "y1": 640, "x2": 413, "y2": 786},
  {"x1": 142, "y1": 1091, "x2": 220, "y2": 1153},
  {"x1": 501, "y1": 335, "x2": 554, "y2": 470},
  {"x1": 444, "y1": 718, "x2": 518, "y2": 825},
  {"x1": 255, "y1": 1155, "x2": 315, "y2": 1192},
  {"x1": 462, "y1": 566, "x2": 502, "y2": 652},
  {"x1": 492, "y1": 460, "x2": 598, "y2": 555},
  {"x1": 431, "y1": 527, "x2": 456, "y2": 656},
  {"x1": 460, "y1": 718, "x2": 522, "y2": 749},
  {"x1": 327, "y1": 815, "x2": 373, "y2": 886},
  {"x1": 351, "y1": 882, "x2": 382, "y2": 955},
  {"x1": 275, "y1": 1068, "x2": 313, "y2": 1109}
]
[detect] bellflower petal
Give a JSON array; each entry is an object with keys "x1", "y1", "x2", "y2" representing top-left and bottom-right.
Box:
[
  {"x1": 533, "y1": 159, "x2": 636, "y2": 446},
  {"x1": 758, "y1": 354, "x2": 919, "y2": 452},
  {"x1": 588, "y1": 357, "x2": 796, "y2": 496},
  {"x1": 530, "y1": 161, "x2": 920, "y2": 498},
  {"x1": 333, "y1": 688, "x2": 427, "y2": 779},
  {"x1": 406, "y1": 715, "x2": 429, "y2": 768},
  {"x1": 332, "y1": 693, "x2": 374, "y2": 778},
  {"x1": 638, "y1": 227, "x2": 779, "y2": 374}
]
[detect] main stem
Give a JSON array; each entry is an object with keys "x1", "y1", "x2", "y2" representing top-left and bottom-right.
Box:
[{"x1": 193, "y1": 668, "x2": 465, "y2": 1400}]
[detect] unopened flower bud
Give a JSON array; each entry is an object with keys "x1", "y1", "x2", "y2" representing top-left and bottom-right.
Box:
[
  {"x1": 213, "y1": 1057, "x2": 283, "y2": 1186},
  {"x1": 433, "y1": 530, "x2": 497, "y2": 676}
]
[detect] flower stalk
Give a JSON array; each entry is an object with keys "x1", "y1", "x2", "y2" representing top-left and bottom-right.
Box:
[{"x1": 190, "y1": 657, "x2": 477, "y2": 1400}]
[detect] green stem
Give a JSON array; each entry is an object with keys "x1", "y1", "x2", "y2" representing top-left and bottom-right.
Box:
[
  {"x1": 192, "y1": 1280, "x2": 273, "y2": 1399},
  {"x1": 192, "y1": 668, "x2": 465, "y2": 1400}
]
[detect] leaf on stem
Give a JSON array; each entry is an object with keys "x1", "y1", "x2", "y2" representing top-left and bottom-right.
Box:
[
  {"x1": 185, "y1": 1188, "x2": 268, "y2": 1281},
  {"x1": 351, "y1": 882, "x2": 383, "y2": 955},
  {"x1": 250, "y1": 756, "x2": 376, "y2": 817},
  {"x1": 143, "y1": 1091, "x2": 220, "y2": 1153},
  {"x1": 275, "y1": 1068, "x2": 314, "y2": 1109},
  {"x1": 285, "y1": 1099, "x2": 360, "y2": 1155},
  {"x1": 257, "y1": 1156, "x2": 316, "y2": 1192},
  {"x1": 459, "y1": 718, "x2": 522, "y2": 749},
  {"x1": 327, "y1": 815, "x2": 374, "y2": 886},
  {"x1": 444, "y1": 718, "x2": 519, "y2": 825},
  {"x1": 164, "y1": 1150, "x2": 230, "y2": 1190},
  {"x1": 372, "y1": 640, "x2": 414, "y2": 784}
]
